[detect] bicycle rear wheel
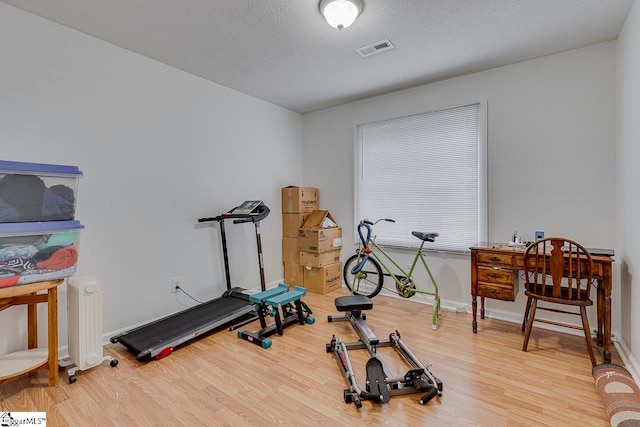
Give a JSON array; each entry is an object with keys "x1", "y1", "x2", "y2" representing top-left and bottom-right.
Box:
[{"x1": 343, "y1": 254, "x2": 383, "y2": 298}]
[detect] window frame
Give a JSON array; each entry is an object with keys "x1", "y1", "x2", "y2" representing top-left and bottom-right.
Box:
[{"x1": 352, "y1": 101, "x2": 488, "y2": 254}]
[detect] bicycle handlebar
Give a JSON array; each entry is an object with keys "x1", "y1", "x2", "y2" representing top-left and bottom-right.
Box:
[
  {"x1": 357, "y1": 222, "x2": 372, "y2": 247},
  {"x1": 352, "y1": 218, "x2": 397, "y2": 275},
  {"x1": 356, "y1": 218, "x2": 397, "y2": 249},
  {"x1": 351, "y1": 254, "x2": 370, "y2": 275},
  {"x1": 362, "y1": 218, "x2": 395, "y2": 226},
  {"x1": 350, "y1": 222, "x2": 374, "y2": 275}
]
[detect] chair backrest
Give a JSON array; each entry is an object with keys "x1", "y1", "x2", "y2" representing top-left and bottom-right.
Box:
[{"x1": 523, "y1": 237, "x2": 593, "y2": 302}]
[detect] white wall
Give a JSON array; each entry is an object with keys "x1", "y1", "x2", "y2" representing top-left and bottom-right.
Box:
[
  {"x1": 0, "y1": 4, "x2": 303, "y2": 354},
  {"x1": 617, "y1": 0, "x2": 640, "y2": 375},
  {"x1": 302, "y1": 42, "x2": 617, "y2": 329}
]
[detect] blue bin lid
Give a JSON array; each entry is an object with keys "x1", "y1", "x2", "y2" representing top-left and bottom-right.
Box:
[
  {"x1": 0, "y1": 160, "x2": 83, "y2": 176},
  {"x1": 0, "y1": 220, "x2": 84, "y2": 234}
]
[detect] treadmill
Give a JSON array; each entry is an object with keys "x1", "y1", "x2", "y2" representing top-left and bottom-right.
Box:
[{"x1": 110, "y1": 201, "x2": 270, "y2": 361}]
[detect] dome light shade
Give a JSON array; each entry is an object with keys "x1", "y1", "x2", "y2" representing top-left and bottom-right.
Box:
[{"x1": 319, "y1": 0, "x2": 363, "y2": 30}]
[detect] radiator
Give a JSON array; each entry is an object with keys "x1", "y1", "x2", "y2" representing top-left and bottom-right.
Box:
[{"x1": 67, "y1": 276, "x2": 105, "y2": 370}]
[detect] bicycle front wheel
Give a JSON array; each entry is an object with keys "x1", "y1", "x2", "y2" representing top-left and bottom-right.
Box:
[{"x1": 343, "y1": 254, "x2": 383, "y2": 298}]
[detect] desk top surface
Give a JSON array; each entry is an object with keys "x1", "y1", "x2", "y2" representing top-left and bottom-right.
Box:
[{"x1": 471, "y1": 242, "x2": 614, "y2": 262}]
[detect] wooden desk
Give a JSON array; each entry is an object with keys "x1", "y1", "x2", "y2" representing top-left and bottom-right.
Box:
[
  {"x1": 0, "y1": 279, "x2": 63, "y2": 386},
  {"x1": 470, "y1": 242, "x2": 614, "y2": 363}
]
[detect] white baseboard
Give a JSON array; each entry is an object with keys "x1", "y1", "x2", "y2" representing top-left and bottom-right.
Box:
[{"x1": 612, "y1": 336, "x2": 640, "y2": 383}]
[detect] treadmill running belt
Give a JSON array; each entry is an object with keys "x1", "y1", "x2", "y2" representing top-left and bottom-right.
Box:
[{"x1": 113, "y1": 296, "x2": 253, "y2": 360}]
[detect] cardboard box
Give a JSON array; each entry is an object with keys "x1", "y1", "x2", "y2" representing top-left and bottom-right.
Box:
[
  {"x1": 282, "y1": 237, "x2": 300, "y2": 264},
  {"x1": 300, "y1": 250, "x2": 341, "y2": 268},
  {"x1": 303, "y1": 262, "x2": 342, "y2": 294},
  {"x1": 284, "y1": 262, "x2": 304, "y2": 287},
  {"x1": 282, "y1": 213, "x2": 310, "y2": 238},
  {"x1": 297, "y1": 210, "x2": 342, "y2": 253},
  {"x1": 281, "y1": 186, "x2": 318, "y2": 213}
]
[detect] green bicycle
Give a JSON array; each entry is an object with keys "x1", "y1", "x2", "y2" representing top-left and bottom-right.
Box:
[{"x1": 343, "y1": 218, "x2": 441, "y2": 330}]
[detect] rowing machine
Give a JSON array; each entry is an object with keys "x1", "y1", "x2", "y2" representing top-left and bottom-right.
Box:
[{"x1": 326, "y1": 295, "x2": 443, "y2": 408}]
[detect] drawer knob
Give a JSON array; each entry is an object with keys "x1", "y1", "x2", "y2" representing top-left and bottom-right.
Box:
[
  {"x1": 490, "y1": 256, "x2": 500, "y2": 262},
  {"x1": 490, "y1": 289, "x2": 499, "y2": 295},
  {"x1": 490, "y1": 273, "x2": 501, "y2": 279}
]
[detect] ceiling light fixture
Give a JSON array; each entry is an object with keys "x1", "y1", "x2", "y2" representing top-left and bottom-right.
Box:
[{"x1": 319, "y1": 0, "x2": 364, "y2": 31}]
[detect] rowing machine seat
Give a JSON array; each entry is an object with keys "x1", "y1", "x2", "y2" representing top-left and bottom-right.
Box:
[{"x1": 335, "y1": 295, "x2": 373, "y2": 312}]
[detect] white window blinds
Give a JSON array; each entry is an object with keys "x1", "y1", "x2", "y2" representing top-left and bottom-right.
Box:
[{"x1": 355, "y1": 102, "x2": 485, "y2": 253}]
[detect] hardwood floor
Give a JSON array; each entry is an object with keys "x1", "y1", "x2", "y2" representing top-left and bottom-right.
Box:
[{"x1": 1, "y1": 288, "x2": 620, "y2": 426}]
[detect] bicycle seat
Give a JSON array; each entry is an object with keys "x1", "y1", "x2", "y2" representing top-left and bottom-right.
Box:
[{"x1": 412, "y1": 231, "x2": 439, "y2": 242}]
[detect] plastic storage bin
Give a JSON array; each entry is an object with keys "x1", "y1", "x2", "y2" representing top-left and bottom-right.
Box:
[
  {"x1": 0, "y1": 160, "x2": 83, "y2": 223},
  {"x1": 0, "y1": 220, "x2": 84, "y2": 288}
]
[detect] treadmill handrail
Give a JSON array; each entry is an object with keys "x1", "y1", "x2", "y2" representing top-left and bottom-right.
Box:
[
  {"x1": 232, "y1": 205, "x2": 270, "y2": 223},
  {"x1": 197, "y1": 216, "x2": 220, "y2": 223},
  {"x1": 198, "y1": 204, "x2": 270, "y2": 224}
]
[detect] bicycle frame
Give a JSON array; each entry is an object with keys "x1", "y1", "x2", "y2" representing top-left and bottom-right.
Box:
[
  {"x1": 366, "y1": 238, "x2": 438, "y2": 297},
  {"x1": 351, "y1": 220, "x2": 440, "y2": 329}
]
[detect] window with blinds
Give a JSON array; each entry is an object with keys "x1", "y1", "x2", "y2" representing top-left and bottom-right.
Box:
[{"x1": 354, "y1": 102, "x2": 487, "y2": 253}]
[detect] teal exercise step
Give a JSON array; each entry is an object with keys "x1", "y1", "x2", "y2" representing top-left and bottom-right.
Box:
[
  {"x1": 237, "y1": 284, "x2": 312, "y2": 350},
  {"x1": 265, "y1": 286, "x2": 306, "y2": 307},
  {"x1": 249, "y1": 283, "x2": 289, "y2": 303}
]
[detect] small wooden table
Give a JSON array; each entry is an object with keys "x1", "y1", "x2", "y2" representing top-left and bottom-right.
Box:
[
  {"x1": 470, "y1": 242, "x2": 614, "y2": 363},
  {"x1": 0, "y1": 279, "x2": 64, "y2": 386}
]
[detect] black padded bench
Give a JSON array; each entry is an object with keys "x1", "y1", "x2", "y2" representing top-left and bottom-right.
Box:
[
  {"x1": 329, "y1": 295, "x2": 377, "y2": 346},
  {"x1": 334, "y1": 295, "x2": 373, "y2": 312}
]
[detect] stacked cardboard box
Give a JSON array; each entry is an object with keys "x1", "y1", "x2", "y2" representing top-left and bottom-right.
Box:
[
  {"x1": 298, "y1": 210, "x2": 342, "y2": 294},
  {"x1": 282, "y1": 187, "x2": 318, "y2": 287},
  {"x1": 281, "y1": 187, "x2": 343, "y2": 294}
]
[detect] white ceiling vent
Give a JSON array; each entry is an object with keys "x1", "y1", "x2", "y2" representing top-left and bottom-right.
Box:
[{"x1": 355, "y1": 39, "x2": 394, "y2": 58}]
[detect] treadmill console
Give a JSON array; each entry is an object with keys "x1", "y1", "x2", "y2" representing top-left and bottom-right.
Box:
[
  {"x1": 198, "y1": 201, "x2": 270, "y2": 224},
  {"x1": 231, "y1": 200, "x2": 264, "y2": 216}
]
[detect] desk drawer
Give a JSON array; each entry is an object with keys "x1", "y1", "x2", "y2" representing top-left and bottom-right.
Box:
[
  {"x1": 477, "y1": 267, "x2": 515, "y2": 285},
  {"x1": 477, "y1": 281, "x2": 518, "y2": 301},
  {"x1": 591, "y1": 263, "x2": 603, "y2": 278},
  {"x1": 477, "y1": 252, "x2": 514, "y2": 268}
]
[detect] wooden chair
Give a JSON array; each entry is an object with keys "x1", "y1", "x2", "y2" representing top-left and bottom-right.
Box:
[{"x1": 521, "y1": 237, "x2": 597, "y2": 367}]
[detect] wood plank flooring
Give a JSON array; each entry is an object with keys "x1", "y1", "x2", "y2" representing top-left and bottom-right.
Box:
[{"x1": 1, "y1": 288, "x2": 620, "y2": 426}]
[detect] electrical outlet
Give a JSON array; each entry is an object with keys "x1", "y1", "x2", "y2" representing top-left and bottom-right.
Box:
[
  {"x1": 170, "y1": 277, "x2": 181, "y2": 293},
  {"x1": 534, "y1": 230, "x2": 545, "y2": 240}
]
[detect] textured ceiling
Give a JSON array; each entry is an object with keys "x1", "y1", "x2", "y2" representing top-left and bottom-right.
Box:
[{"x1": 0, "y1": 0, "x2": 634, "y2": 113}]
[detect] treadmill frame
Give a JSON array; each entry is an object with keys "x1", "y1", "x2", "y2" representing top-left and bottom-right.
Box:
[{"x1": 110, "y1": 202, "x2": 270, "y2": 361}]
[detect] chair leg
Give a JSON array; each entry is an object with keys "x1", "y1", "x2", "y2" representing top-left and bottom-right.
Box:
[
  {"x1": 522, "y1": 296, "x2": 532, "y2": 332},
  {"x1": 580, "y1": 306, "x2": 597, "y2": 367},
  {"x1": 522, "y1": 298, "x2": 537, "y2": 352}
]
